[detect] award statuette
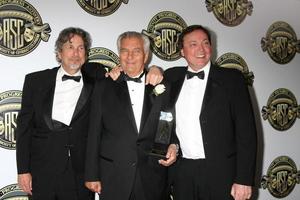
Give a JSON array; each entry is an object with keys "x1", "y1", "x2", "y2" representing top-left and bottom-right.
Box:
[{"x1": 149, "y1": 111, "x2": 173, "y2": 159}]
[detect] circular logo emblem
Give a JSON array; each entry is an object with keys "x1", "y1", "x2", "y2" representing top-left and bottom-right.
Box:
[
  {"x1": 76, "y1": 0, "x2": 128, "y2": 16},
  {"x1": 142, "y1": 11, "x2": 187, "y2": 61},
  {"x1": 0, "y1": 0, "x2": 51, "y2": 57},
  {"x1": 261, "y1": 156, "x2": 300, "y2": 198},
  {"x1": 205, "y1": 0, "x2": 253, "y2": 26},
  {"x1": 261, "y1": 88, "x2": 300, "y2": 131},
  {"x1": 88, "y1": 47, "x2": 120, "y2": 71},
  {"x1": 0, "y1": 90, "x2": 22, "y2": 150},
  {"x1": 0, "y1": 183, "x2": 29, "y2": 199},
  {"x1": 216, "y1": 52, "x2": 254, "y2": 86},
  {"x1": 261, "y1": 21, "x2": 300, "y2": 64}
]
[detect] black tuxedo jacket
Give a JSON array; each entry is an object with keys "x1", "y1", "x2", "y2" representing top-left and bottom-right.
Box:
[
  {"x1": 85, "y1": 76, "x2": 172, "y2": 200},
  {"x1": 165, "y1": 64, "x2": 257, "y2": 197},
  {"x1": 16, "y1": 63, "x2": 106, "y2": 188}
]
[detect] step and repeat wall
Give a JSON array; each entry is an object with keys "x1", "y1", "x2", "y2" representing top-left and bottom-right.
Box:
[{"x1": 1, "y1": 0, "x2": 300, "y2": 199}]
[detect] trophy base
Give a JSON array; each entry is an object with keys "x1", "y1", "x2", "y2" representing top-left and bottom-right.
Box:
[{"x1": 149, "y1": 149, "x2": 167, "y2": 160}]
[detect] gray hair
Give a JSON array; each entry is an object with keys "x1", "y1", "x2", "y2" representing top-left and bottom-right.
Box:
[
  {"x1": 117, "y1": 31, "x2": 150, "y2": 55},
  {"x1": 54, "y1": 27, "x2": 92, "y2": 63}
]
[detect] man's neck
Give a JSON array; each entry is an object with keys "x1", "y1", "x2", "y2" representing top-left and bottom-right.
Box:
[
  {"x1": 125, "y1": 69, "x2": 144, "y2": 78},
  {"x1": 61, "y1": 65, "x2": 81, "y2": 75}
]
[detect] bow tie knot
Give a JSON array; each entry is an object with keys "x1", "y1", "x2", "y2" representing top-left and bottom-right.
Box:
[
  {"x1": 186, "y1": 70, "x2": 205, "y2": 80},
  {"x1": 122, "y1": 72, "x2": 144, "y2": 83},
  {"x1": 62, "y1": 74, "x2": 81, "y2": 82}
]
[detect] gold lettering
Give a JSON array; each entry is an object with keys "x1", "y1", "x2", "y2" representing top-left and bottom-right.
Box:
[
  {"x1": 276, "y1": 171, "x2": 288, "y2": 193},
  {"x1": 3, "y1": 19, "x2": 24, "y2": 50},
  {"x1": 275, "y1": 37, "x2": 288, "y2": 59},
  {"x1": 276, "y1": 104, "x2": 289, "y2": 126},
  {"x1": 223, "y1": 0, "x2": 237, "y2": 22},
  {"x1": 90, "y1": 0, "x2": 114, "y2": 10},
  {"x1": 3, "y1": 19, "x2": 10, "y2": 48},
  {"x1": 161, "y1": 29, "x2": 177, "y2": 56},
  {"x1": 4, "y1": 111, "x2": 18, "y2": 143}
]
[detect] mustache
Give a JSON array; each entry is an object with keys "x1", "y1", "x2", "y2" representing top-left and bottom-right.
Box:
[{"x1": 69, "y1": 64, "x2": 81, "y2": 69}]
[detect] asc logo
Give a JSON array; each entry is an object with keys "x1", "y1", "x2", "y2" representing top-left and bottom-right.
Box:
[
  {"x1": 76, "y1": 0, "x2": 128, "y2": 16},
  {"x1": 216, "y1": 52, "x2": 254, "y2": 86},
  {"x1": 261, "y1": 21, "x2": 300, "y2": 64},
  {"x1": 261, "y1": 88, "x2": 300, "y2": 131},
  {"x1": 261, "y1": 156, "x2": 300, "y2": 198},
  {"x1": 0, "y1": 183, "x2": 29, "y2": 199},
  {"x1": 0, "y1": 0, "x2": 51, "y2": 57},
  {"x1": 206, "y1": 0, "x2": 253, "y2": 26},
  {"x1": 142, "y1": 11, "x2": 187, "y2": 61},
  {"x1": 0, "y1": 90, "x2": 22, "y2": 150},
  {"x1": 88, "y1": 47, "x2": 120, "y2": 71}
]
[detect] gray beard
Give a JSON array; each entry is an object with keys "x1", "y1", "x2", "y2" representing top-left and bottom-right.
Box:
[{"x1": 69, "y1": 64, "x2": 81, "y2": 70}]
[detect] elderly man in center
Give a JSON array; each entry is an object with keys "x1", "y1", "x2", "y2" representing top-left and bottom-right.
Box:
[{"x1": 84, "y1": 31, "x2": 178, "y2": 200}]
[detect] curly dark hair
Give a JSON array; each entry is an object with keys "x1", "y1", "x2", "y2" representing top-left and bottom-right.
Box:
[{"x1": 54, "y1": 27, "x2": 92, "y2": 63}]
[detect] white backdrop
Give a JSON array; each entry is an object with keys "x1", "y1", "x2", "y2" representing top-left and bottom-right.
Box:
[{"x1": 1, "y1": 0, "x2": 300, "y2": 199}]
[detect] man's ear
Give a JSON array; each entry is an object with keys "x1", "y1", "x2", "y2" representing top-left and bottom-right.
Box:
[
  {"x1": 58, "y1": 52, "x2": 62, "y2": 61},
  {"x1": 180, "y1": 49, "x2": 184, "y2": 57},
  {"x1": 144, "y1": 52, "x2": 149, "y2": 64}
]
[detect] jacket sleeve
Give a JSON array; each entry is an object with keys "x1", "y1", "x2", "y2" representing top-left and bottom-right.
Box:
[
  {"x1": 84, "y1": 80, "x2": 104, "y2": 181},
  {"x1": 82, "y1": 62, "x2": 107, "y2": 81},
  {"x1": 231, "y1": 71, "x2": 257, "y2": 186},
  {"x1": 16, "y1": 74, "x2": 35, "y2": 174}
]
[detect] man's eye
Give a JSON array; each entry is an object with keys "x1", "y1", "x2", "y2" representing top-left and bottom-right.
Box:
[
  {"x1": 120, "y1": 49, "x2": 128, "y2": 54},
  {"x1": 133, "y1": 49, "x2": 142, "y2": 54}
]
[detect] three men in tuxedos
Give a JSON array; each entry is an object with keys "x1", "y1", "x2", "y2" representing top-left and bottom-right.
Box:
[
  {"x1": 84, "y1": 31, "x2": 178, "y2": 200},
  {"x1": 164, "y1": 25, "x2": 257, "y2": 200}
]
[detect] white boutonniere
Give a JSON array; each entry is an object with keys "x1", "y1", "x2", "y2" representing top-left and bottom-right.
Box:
[{"x1": 153, "y1": 84, "x2": 166, "y2": 96}]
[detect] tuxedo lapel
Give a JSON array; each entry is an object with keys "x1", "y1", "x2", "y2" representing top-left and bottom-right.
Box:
[
  {"x1": 42, "y1": 68, "x2": 58, "y2": 130},
  {"x1": 139, "y1": 84, "x2": 154, "y2": 134},
  {"x1": 71, "y1": 75, "x2": 93, "y2": 122},
  {"x1": 170, "y1": 68, "x2": 187, "y2": 107},
  {"x1": 201, "y1": 64, "x2": 222, "y2": 114},
  {"x1": 116, "y1": 81, "x2": 139, "y2": 134}
]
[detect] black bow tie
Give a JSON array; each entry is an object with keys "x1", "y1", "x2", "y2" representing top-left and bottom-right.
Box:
[
  {"x1": 62, "y1": 74, "x2": 81, "y2": 82},
  {"x1": 186, "y1": 70, "x2": 205, "y2": 80},
  {"x1": 123, "y1": 72, "x2": 144, "y2": 83}
]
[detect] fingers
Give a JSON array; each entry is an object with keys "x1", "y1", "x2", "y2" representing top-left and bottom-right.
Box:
[
  {"x1": 146, "y1": 66, "x2": 163, "y2": 85},
  {"x1": 158, "y1": 153, "x2": 176, "y2": 166},
  {"x1": 231, "y1": 183, "x2": 252, "y2": 200},
  {"x1": 146, "y1": 75, "x2": 163, "y2": 85},
  {"x1": 18, "y1": 173, "x2": 32, "y2": 195},
  {"x1": 158, "y1": 144, "x2": 177, "y2": 166},
  {"x1": 107, "y1": 65, "x2": 122, "y2": 80},
  {"x1": 85, "y1": 181, "x2": 102, "y2": 194}
]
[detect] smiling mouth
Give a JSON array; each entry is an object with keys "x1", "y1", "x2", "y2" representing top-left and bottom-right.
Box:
[
  {"x1": 196, "y1": 54, "x2": 205, "y2": 58},
  {"x1": 70, "y1": 64, "x2": 80, "y2": 69}
]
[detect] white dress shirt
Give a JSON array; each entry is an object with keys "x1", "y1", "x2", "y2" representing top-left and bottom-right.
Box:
[
  {"x1": 175, "y1": 61, "x2": 211, "y2": 159},
  {"x1": 127, "y1": 73, "x2": 145, "y2": 132},
  {"x1": 52, "y1": 67, "x2": 83, "y2": 126}
]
